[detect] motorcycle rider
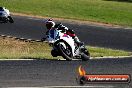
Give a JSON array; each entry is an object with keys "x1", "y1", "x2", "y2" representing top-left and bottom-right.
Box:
[{"x1": 44, "y1": 19, "x2": 83, "y2": 47}]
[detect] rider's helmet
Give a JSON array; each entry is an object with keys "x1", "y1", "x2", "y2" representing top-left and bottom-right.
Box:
[
  {"x1": 45, "y1": 19, "x2": 55, "y2": 30},
  {"x1": 0, "y1": 7, "x2": 4, "y2": 11}
]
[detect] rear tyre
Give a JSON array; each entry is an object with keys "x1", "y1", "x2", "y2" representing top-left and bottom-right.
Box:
[
  {"x1": 81, "y1": 53, "x2": 90, "y2": 61},
  {"x1": 57, "y1": 42, "x2": 73, "y2": 61},
  {"x1": 8, "y1": 16, "x2": 14, "y2": 23}
]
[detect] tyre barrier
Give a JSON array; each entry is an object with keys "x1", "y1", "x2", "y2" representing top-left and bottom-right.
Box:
[{"x1": 0, "y1": 34, "x2": 47, "y2": 43}]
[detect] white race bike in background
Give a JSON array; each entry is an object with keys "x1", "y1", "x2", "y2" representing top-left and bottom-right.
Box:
[
  {"x1": 0, "y1": 7, "x2": 14, "y2": 23},
  {"x1": 45, "y1": 29, "x2": 90, "y2": 61}
]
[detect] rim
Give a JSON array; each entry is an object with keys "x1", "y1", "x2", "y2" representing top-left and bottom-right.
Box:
[{"x1": 60, "y1": 44, "x2": 72, "y2": 57}]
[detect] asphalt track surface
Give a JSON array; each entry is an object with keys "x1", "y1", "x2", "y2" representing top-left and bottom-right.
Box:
[
  {"x1": 0, "y1": 58, "x2": 132, "y2": 87},
  {"x1": 0, "y1": 15, "x2": 132, "y2": 87},
  {"x1": 0, "y1": 15, "x2": 132, "y2": 51}
]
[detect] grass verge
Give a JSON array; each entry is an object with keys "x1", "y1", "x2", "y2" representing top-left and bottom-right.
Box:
[
  {"x1": 88, "y1": 46, "x2": 132, "y2": 57},
  {"x1": 0, "y1": 0, "x2": 132, "y2": 27},
  {"x1": 0, "y1": 37, "x2": 131, "y2": 59}
]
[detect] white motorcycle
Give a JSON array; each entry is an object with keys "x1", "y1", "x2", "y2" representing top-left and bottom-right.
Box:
[
  {"x1": 45, "y1": 29, "x2": 90, "y2": 61},
  {"x1": 0, "y1": 7, "x2": 14, "y2": 23}
]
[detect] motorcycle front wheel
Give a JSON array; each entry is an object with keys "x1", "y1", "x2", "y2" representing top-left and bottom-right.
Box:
[{"x1": 57, "y1": 42, "x2": 73, "y2": 61}]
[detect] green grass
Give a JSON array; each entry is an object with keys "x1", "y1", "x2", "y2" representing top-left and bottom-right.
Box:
[
  {"x1": 0, "y1": 37, "x2": 53, "y2": 59},
  {"x1": 88, "y1": 46, "x2": 131, "y2": 57},
  {"x1": 0, "y1": 0, "x2": 132, "y2": 27},
  {"x1": 0, "y1": 37, "x2": 131, "y2": 59}
]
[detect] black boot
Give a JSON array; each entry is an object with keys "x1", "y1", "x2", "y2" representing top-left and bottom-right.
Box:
[
  {"x1": 74, "y1": 36, "x2": 84, "y2": 47},
  {"x1": 76, "y1": 41, "x2": 84, "y2": 47}
]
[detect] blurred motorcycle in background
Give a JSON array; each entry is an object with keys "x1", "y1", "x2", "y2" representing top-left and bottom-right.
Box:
[{"x1": 0, "y1": 7, "x2": 14, "y2": 23}]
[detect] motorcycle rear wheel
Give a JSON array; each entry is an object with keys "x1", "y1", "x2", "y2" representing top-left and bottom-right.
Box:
[
  {"x1": 81, "y1": 53, "x2": 90, "y2": 61},
  {"x1": 8, "y1": 16, "x2": 14, "y2": 23}
]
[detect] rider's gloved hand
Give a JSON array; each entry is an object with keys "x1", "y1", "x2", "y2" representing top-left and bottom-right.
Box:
[
  {"x1": 61, "y1": 29, "x2": 66, "y2": 33},
  {"x1": 68, "y1": 29, "x2": 75, "y2": 34},
  {"x1": 46, "y1": 30, "x2": 49, "y2": 35}
]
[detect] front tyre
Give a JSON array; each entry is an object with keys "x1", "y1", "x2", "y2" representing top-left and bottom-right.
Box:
[
  {"x1": 51, "y1": 49, "x2": 58, "y2": 57},
  {"x1": 57, "y1": 42, "x2": 73, "y2": 61}
]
